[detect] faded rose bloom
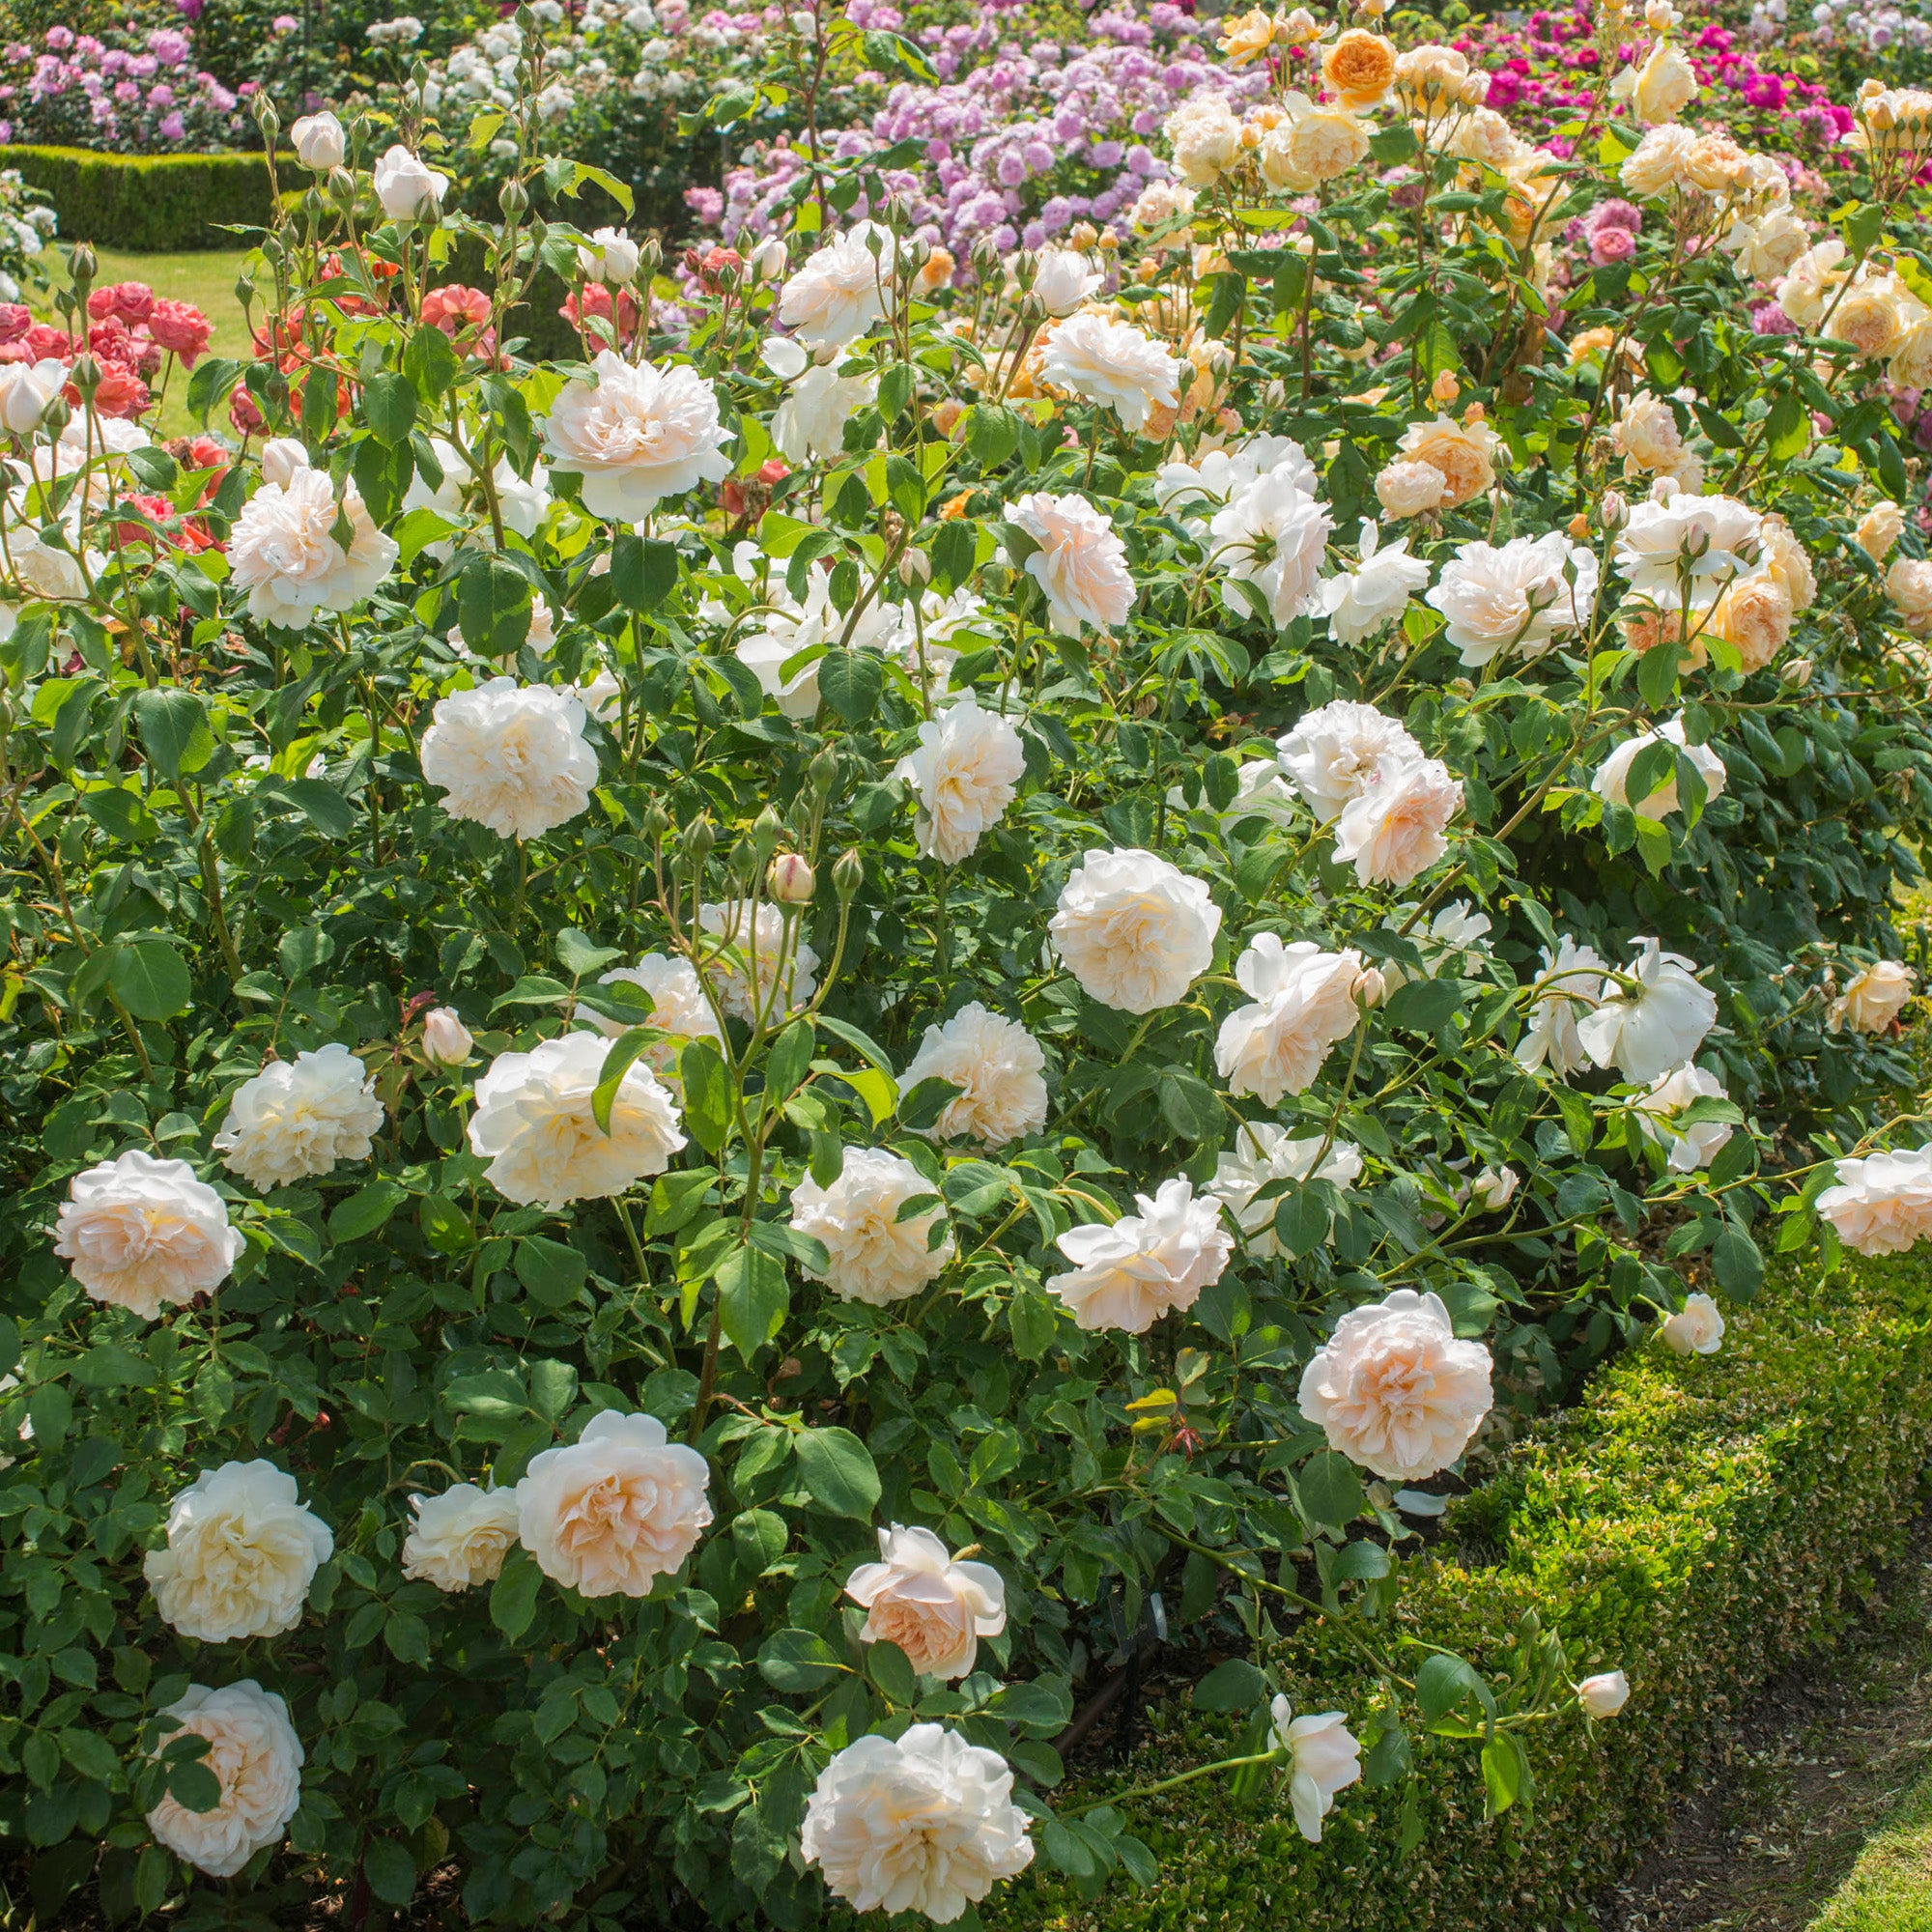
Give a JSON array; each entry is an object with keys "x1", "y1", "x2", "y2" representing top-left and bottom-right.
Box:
[
  {"x1": 588, "y1": 954, "x2": 727, "y2": 1072},
  {"x1": 1591, "y1": 716, "x2": 1728, "y2": 820},
  {"x1": 1276, "y1": 699, "x2": 1423, "y2": 820},
  {"x1": 542, "y1": 350, "x2": 733, "y2": 521},
  {"x1": 1319, "y1": 519, "x2": 1432, "y2": 645},
  {"x1": 1207, "y1": 1122, "x2": 1362, "y2": 1258},
  {"x1": 845, "y1": 1524, "x2": 1008, "y2": 1679},
  {"x1": 1007, "y1": 491, "x2": 1136, "y2": 637},
  {"x1": 227, "y1": 469, "x2": 398, "y2": 630},
  {"x1": 1858, "y1": 499, "x2": 1907, "y2": 561},
  {"x1": 1425, "y1": 532, "x2": 1597, "y2": 668},
  {"x1": 696, "y1": 899, "x2": 821, "y2": 1023},
  {"x1": 419, "y1": 680, "x2": 598, "y2": 842},
  {"x1": 1576, "y1": 938, "x2": 1718, "y2": 1082},
  {"x1": 1037, "y1": 312, "x2": 1182, "y2": 433},
  {"x1": 790, "y1": 1148, "x2": 955, "y2": 1305},
  {"x1": 1375, "y1": 459, "x2": 1447, "y2": 519},
  {"x1": 1333, "y1": 755, "x2": 1464, "y2": 888},
  {"x1": 1632, "y1": 1062, "x2": 1734, "y2": 1173},
  {"x1": 1888, "y1": 556, "x2": 1932, "y2": 638},
  {"x1": 53, "y1": 1150, "x2": 242, "y2": 1320},
  {"x1": 779, "y1": 221, "x2": 899, "y2": 349},
  {"x1": 1829, "y1": 959, "x2": 1916, "y2": 1035}
]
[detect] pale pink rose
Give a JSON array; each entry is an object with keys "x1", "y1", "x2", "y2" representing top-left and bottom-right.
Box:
[
  {"x1": 1577, "y1": 1670, "x2": 1630, "y2": 1717},
  {"x1": 1332, "y1": 755, "x2": 1463, "y2": 888},
  {"x1": 1007, "y1": 492, "x2": 1136, "y2": 637},
  {"x1": 844, "y1": 1524, "x2": 1009, "y2": 1679},
  {"x1": 1214, "y1": 935, "x2": 1365, "y2": 1104},
  {"x1": 1817, "y1": 1147, "x2": 1932, "y2": 1255},
  {"x1": 1044, "y1": 1177, "x2": 1232, "y2": 1333}
]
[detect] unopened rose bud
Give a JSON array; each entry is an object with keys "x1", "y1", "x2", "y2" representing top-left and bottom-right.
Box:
[
  {"x1": 1780, "y1": 656, "x2": 1814, "y2": 688},
  {"x1": 641, "y1": 801, "x2": 672, "y2": 841},
  {"x1": 421, "y1": 1006, "x2": 474, "y2": 1065},
  {"x1": 809, "y1": 746, "x2": 840, "y2": 796},
  {"x1": 832, "y1": 847, "x2": 864, "y2": 900},
  {"x1": 750, "y1": 235, "x2": 788, "y2": 283},
  {"x1": 1577, "y1": 1670, "x2": 1630, "y2": 1719},
  {"x1": 638, "y1": 236, "x2": 663, "y2": 278},
  {"x1": 1600, "y1": 489, "x2": 1629, "y2": 531},
  {"x1": 499, "y1": 177, "x2": 530, "y2": 218},
  {"x1": 898, "y1": 548, "x2": 931, "y2": 585},
  {"x1": 768, "y1": 852, "x2": 815, "y2": 904},
  {"x1": 40, "y1": 397, "x2": 71, "y2": 439},
  {"x1": 752, "y1": 806, "x2": 784, "y2": 861},
  {"x1": 1354, "y1": 966, "x2": 1387, "y2": 1008},
  {"x1": 70, "y1": 355, "x2": 101, "y2": 402},
  {"x1": 67, "y1": 242, "x2": 97, "y2": 291},
  {"x1": 684, "y1": 815, "x2": 717, "y2": 866}
]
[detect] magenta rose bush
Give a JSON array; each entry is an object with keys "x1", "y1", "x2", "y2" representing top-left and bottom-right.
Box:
[{"x1": 9, "y1": 4, "x2": 1932, "y2": 1928}]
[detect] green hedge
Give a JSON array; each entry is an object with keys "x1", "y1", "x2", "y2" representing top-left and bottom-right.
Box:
[
  {"x1": 1, "y1": 147, "x2": 283, "y2": 252},
  {"x1": 1001, "y1": 1252, "x2": 1932, "y2": 1932}
]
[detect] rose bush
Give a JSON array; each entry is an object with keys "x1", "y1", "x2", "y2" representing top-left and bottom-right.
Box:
[{"x1": 8, "y1": 1, "x2": 1932, "y2": 1926}]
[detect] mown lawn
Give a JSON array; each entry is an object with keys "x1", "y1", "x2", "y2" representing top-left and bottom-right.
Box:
[{"x1": 1808, "y1": 1762, "x2": 1932, "y2": 1932}]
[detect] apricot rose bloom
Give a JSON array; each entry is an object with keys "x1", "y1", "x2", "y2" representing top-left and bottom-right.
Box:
[
  {"x1": 844, "y1": 1524, "x2": 1009, "y2": 1679},
  {"x1": 515, "y1": 1409, "x2": 713, "y2": 1597},
  {"x1": 1322, "y1": 28, "x2": 1398, "y2": 110},
  {"x1": 53, "y1": 1150, "x2": 243, "y2": 1320}
]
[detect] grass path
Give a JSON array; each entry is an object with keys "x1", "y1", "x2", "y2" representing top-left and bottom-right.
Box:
[{"x1": 1807, "y1": 1762, "x2": 1932, "y2": 1931}]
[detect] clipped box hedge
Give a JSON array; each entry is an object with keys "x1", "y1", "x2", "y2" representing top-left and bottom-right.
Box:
[
  {"x1": 1005, "y1": 1252, "x2": 1932, "y2": 1932},
  {"x1": 1, "y1": 146, "x2": 281, "y2": 252}
]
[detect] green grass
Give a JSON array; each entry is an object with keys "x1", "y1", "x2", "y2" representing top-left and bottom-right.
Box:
[
  {"x1": 1809, "y1": 1763, "x2": 1932, "y2": 1931},
  {"x1": 31, "y1": 245, "x2": 255, "y2": 439}
]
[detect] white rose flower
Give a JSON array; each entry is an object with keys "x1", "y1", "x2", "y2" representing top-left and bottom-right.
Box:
[
  {"x1": 1621, "y1": 36, "x2": 1697, "y2": 122},
  {"x1": 290, "y1": 110, "x2": 346, "y2": 170},
  {"x1": 1037, "y1": 312, "x2": 1182, "y2": 433},
  {"x1": 1210, "y1": 469, "x2": 1335, "y2": 628},
  {"x1": 727, "y1": 544, "x2": 905, "y2": 716},
  {"x1": 420, "y1": 1006, "x2": 474, "y2": 1065},
  {"x1": 419, "y1": 678, "x2": 598, "y2": 841},
  {"x1": 1169, "y1": 756, "x2": 1301, "y2": 829},
  {"x1": 1276, "y1": 699, "x2": 1423, "y2": 820},
  {"x1": 1333, "y1": 754, "x2": 1464, "y2": 888},
  {"x1": 1615, "y1": 495, "x2": 1765, "y2": 611},
  {"x1": 696, "y1": 898, "x2": 821, "y2": 1023},
  {"x1": 1516, "y1": 936, "x2": 1608, "y2": 1077},
  {"x1": 542, "y1": 350, "x2": 733, "y2": 521},
  {"x1": 146, "y1": 1682, "x2": 304, "y2": 1878},
  {"x1": 1031, "y1": 246, "x2": 1103, "y2": 316},
  {"x1": 588, "y1": 953, "x2": 726, "y2": 1070},
  {"x1": 213, "y1": 1043, "x2": 384, "y2": 1191},
  {"x1": 1632, "y1": 1061, "x2": 1734, "y2": 1172},
  {"x1": 468, "y1": 1033, "x2": 686, "y2": 1207},
  {"x1": 773, "y1": 360, "x2": 879, "y2": 463},
  {"x1": 1575, "y1": 936, "x2": 1718, "y2": 1081},
  {"x1": 1154, "y1": 436, "x2": 1318, "y2": 520},
  {"x1": 53, "y1": 1150, "x2": 243, "y2": 1320},
  {"x1": 1577, "y1": 1670, "x2": 1631, "y2": 1718},
  {"x1": 1296, "y1": 1288, "x2": 1494, "y2": 1480},
  {"x1": 900, "y1": 1002, "x2": 1048, "y2": 1148},
  {"x1": 845, "y1": 1524, "x2": 1008, "y2": 1679},
  {"x1": 1817, "y1": 1147, "x2": 1932, "y2": 1255},
  {"x1": 1425, "y1": 532, "x2": 1598, "y2": 668},
  {"x1": 1267, "y1": 1695, "x2": 1363, "y2": 1843},
  {"x1": 1318, "y1": 520, "x2": 1432, "y2": 645},
  {"x1": 516, "y1": 1409, "x2": 713, "y2": 1597},
  {"x1": 1214, "y1": 935, "x2": 1365, "y2": 1104},
  {"x1": 1007, "y1": 491, "x2": 1136, "y2": 637},
  {"x1": 145, "y1": 1460, "x2": 333, "y2": 1641},
  {"x1": 1660, "y1": 1290, "x2": 1726, "y2": 1355},
  {"x1": 779, "y1": 221, "x2": 899, "y2": 350},
  {"x1": 258, "y1": 437, "x2": 309, "y2": 488},
  {"x1": 227, "y1": 469, "x2": 398, "y2": 630},
  {"x1": 578, "y1": 225, "x2": 641, "y2": 283},
  {"x1": 402, "y1": 1483, "x2": 522, "y2": 1591},
  {"x1": 1377, "y1": 900, "x2": 1492, "y2": 995},
  {"x1": 1591, "y1": 716, "x2": 1728, "y2": 820},
  {"x1": 1163, "y1": 91, "x2": 1244, "y2": 185},
  {"x1": 894, "y1": 692, "x2": 1026, "y2": 864},
  {"x1": 1049, "y1": 847, "x2": 1221, "y2": 1012},
  {"x1": 801, "y1": 1724, "x2": 1035, "y2": 1922},
  {"x1": 1830, "y1": 959, "x2": 1916, "y2": 1034},
  {"x1": 372, "y1": 143, "x2": 449, "y2": 218},
  {"x1": 0, "y1": 356, "x2": 67, "y2": 432},
  {"x1": 1470, "y1": 1162, "x2": 1520, "y2": 1209},
  {"x1": 1044, "y1": 1177, "x2": 1233, "y2": 1334},
  {"x1": 1207, "y1": 1122, "x2": 1362, "y2": 1257},
  {"x1": 789, "y1": 1147, "x2": 954, "y2": 1305}
]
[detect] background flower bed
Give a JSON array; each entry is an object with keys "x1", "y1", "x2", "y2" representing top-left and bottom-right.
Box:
[{"x1": 999, "y1": 1242, "x2": 1932, "y2": 1932}]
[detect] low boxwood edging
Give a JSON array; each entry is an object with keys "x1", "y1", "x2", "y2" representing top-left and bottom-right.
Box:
[
  {"x1": 1003, "y1": 1252, "x2": 1932, "y2": 1932},
  {"x1": 0, "y1": 146, "x2": 283, "y2": 251}
]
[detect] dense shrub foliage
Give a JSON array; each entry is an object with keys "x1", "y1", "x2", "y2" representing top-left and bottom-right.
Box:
[{"x1": 7, "y1": 1, "x2": 1932, "y2": 1928}]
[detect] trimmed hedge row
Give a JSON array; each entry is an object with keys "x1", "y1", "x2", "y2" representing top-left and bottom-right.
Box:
[
  {"x1": 0, "y1": 146, "x2": 279, "y2": 251},
  {"x1": 1004, "y1": 1251, "x2": 1932, "y2": 1932}
]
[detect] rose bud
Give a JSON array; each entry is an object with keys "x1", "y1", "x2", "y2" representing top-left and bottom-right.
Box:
[
  {"x1": 1577, "y1": 1670, "x2": 1630, "y2": 1718},
  {"x1": 421, "y1": 1006, "x2": 474, "y2": 1065},
  {"x1": 768, "y1": 853, "x2": 816, "y2": 904}
]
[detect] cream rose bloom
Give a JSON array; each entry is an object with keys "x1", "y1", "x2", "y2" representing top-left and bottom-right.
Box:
[
  {"x1": 1393, "y1": 41, "x2": 1470, "y2": 110},
  {"x1": 900, "y1": 1003, "x2": 1048, "y2": 1148},
  {"x1": 373, "y1": 143, "x2": 448, "y2": 217},
  {"x1": 773, "y1": 361, "x2": 879, "y2": 464},
  {"x1": 801, "y1": 1725, "x2": 1035, "y2": 1922},
  {"x1": 228, "y1": 468, "x2": 398, "y2": 631},
  {"x1": 696, "y1": 898, "x2": 822, "y2": 1023},
  {"x1": 1334, "y1": 754, "x2": 1464, "y2": 888},
  {"x1": 1613, "y1": 390, "x2": 1690, "y2": 480},
  {"x1": 1760, "y1": 513, "x2": 1816, "y2": 611},
  {"x1": 1619, "y1": 122, "x2": 1698, "y2": 196},
  {"x1": 53, "y1": 1151, "x2": 243, "y2": 1320},
  {"x1": 1660, "y1": 1290, "x2": 1725, "y2": 1355},
  {"x1": 1576, "y1": 937, "x2": 1718, "y2": 1082},
  {"x1": 1163, "y1": 92, "x2": 1244, "y2": 185},
  {"x1": 1208, "y1": 1122, "x2": 1362, "y2": 1258},
  {"x1": 894, "y1": 692, "x2": 1026, "y2": 864},
  {"x1": 542, "y1": 350, "x2": 733, "y2": 521},
  {"x1": 1577, "y1": 1670, "x2": 1632, "y2": 1718},
  {"x1": 1632, "y1": 1062, "x2": 1734, "y2": 1172},
  {"x1": 1037, "y1": 312, "x2": 1182, "y2": 433},
  {"x1": 1319, "y1": 520, "x2": 1432, "y2": 645},
  {"x1": 1709, "y1": 572, "x2": 1793, "y2": 672},
  {"x1": 1858, "y1": 499, "x2": 1907, "y2": 561},
  {"x1": 402, "y1": 1483, "x2": 522, "y2": 1591},
  {"x1": 1322, "y1": 27, "x2": 1397, "y2": 110},
  {"x1": 845, "y1": 1525, "x2": 1008, "y2": 1679},
  {"x1": 1425, "y1": 531, "x2": 1597, "y2": 668},
  {"x1": 517, "y1": 1409, "x2": 713, "y2": 1597},
  {"x1": 1830, "y1": 959, "x2": 1916, "y2": 1035},
  {"x1": 147, "y1": 1682, "x2": 304, "y2": 1878},
  {"x1": 1618, "y1": 37, "x2": 1697, "y2": 123},
  {"x1": 779, "y1": 221, "x2": 899, "y2": 350},
  {"x1": 1260, "y1": 94, "x2": 1371, "y2": 191},
  {"x1": 1007, "y1": 491, "x2": 1136, "y2": 637},
  {"x1": 1394, "y1": 415, "x2": 1497, "y2": 508},
  {"x1": 1277, "y1": 699, "x2": 1424, "y2": 819},
  {"x1": 1833, "y1": 274, "x2": 1920, "y2": 358},
  {"x1": 1615, "y1": 494, "x2": 1765, "y2": 611},
  {"x1": 1211, "y1": 469, "x2": 1335, "y2": 628},
  {"x1": 588, "y1": 953, "x2": 726, "y2": 1071},
  {"x1": 1375, "y1": 459, "x2": 1447, "y2": 520},
  {"x1": 145, "y1": 1460, "x2": 333, "y2": 1641},
  {"x1": 1268, "y1": 1696, "x2": 1363, "y2": 1843},
  {"x1": 1591, "y1": 715, "x2": 1727, "y2": 820},
  {"x1": 1031, "y1": 246, "x2": 1103, "y2": 316},
  {"x1": 420, "y1": 679, "x2": 599, "y2": 841},
  {"x1": 1776, "y1": 238, "x2": 1849, "y2": 330},
  {"x1": 1215, "y1": 935, "x2": 1365, "y2": 1104},
  {"x1": 468, "y1": 1033, "x2": 686, "y2": 1208},
  {"x1": 1296, "y1": 1288, "x2": 1494, "y2": 1480},
  {"x1": 1724, "y1": 206, "x2": 1811, "y2": 279},
  {"x1": 1887, "y1": 555, "x2": 1932, "y2": 637},
  {"x1": 1044, "y1": 1177, "x2": 1234, "y2": 1334},
  {"x1": 1818, "y1": 1147, "x2": 1932, "y2": 1255},
  {"x1": 213, "y1": 1042, "x2": 384, "y2": 1191},
  {"x1": 1516, "y1": 937, "x2": 1606, "y2": 1078},
  {"x1": 1049, "y1": 847, "x2": 1221, "y2": 1012},
  {"x1": 789, "y1": 1147, "x2": 955, "y2": 1306}
]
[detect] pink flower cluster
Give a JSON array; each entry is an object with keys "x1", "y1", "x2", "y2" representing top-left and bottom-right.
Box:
[
  {"x1": 0, "y1": 280, "x2": 213, "y2": 422},
  {"x1": 0, "y1": 23, "x2": 246, "y2": 152}
]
